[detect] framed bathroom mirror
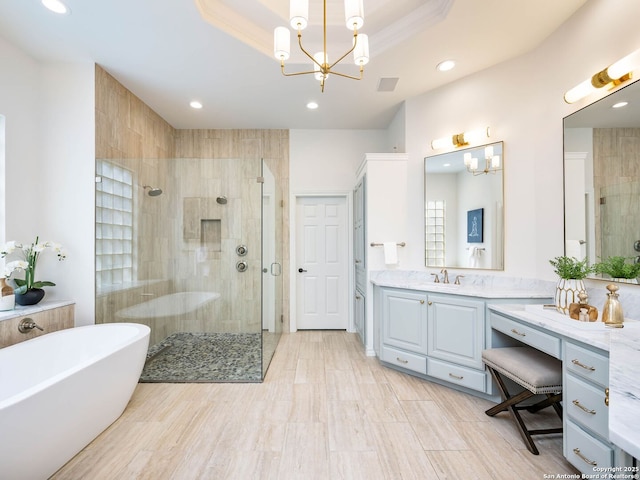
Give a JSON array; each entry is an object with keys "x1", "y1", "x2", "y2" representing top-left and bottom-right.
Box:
[
  {"x1": 424, "y1": 141, "x2": 504, "y2": 270},
  {"x1": 563, "y1": 78, "x2": 640, "y2": 283}
]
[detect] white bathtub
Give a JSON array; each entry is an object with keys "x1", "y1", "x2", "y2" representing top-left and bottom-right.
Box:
[{"x1": 0, "y1": 322, "x2": 150, "y2": 480}]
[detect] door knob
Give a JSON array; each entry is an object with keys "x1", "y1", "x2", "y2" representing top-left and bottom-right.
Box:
[{"x1": 298, "y1": 268, "x2": 307, "y2": 273}]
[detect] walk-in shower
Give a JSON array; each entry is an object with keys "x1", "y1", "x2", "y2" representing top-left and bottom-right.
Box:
[{"x1": 95, "y1": 157, "x2": 283, "y2": 382}]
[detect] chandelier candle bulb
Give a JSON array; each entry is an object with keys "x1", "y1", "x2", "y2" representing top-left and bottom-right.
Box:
[
  {"x1": 290, "y1": 0, "x2": 309, "y2": 29},
  {"x1": 353, "y1": 33, "x2": 369, "y2": 66},
  {"x1": 344, "y1": 0, "x2": 364, "y2": 30},
  {"x1": 274, "y1": 27, "x2": 291, "y2": 60},
  {"x1": 491, "y1": 155, "x2": 500, "y2": 169}
]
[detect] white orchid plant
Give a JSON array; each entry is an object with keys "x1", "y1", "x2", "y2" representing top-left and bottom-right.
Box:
[{"x1": 1, "y1": 237, "x2": 66, "y2": 294}]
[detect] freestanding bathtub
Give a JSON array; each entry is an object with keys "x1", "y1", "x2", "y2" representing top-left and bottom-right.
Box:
[{"x1": 0, "y1": 322, "x2": 150, "y2": 479}]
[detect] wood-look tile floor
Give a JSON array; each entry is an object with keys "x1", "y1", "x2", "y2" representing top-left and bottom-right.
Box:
[{"x1": 52, "y1": 331, "x2": 579, "y2": 479}]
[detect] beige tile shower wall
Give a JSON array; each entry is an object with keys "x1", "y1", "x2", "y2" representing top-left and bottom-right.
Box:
[
  {"x1": 593, "y1": 128, "x2": 640, "y2": 259},
  {"x1": 95, "y1": 65, "x2": 177, "y2": 325},
  {"x1": 175, "y1": 130, "x2": 290, "y2": 334},
  {"x1": 95, "y1": 67, "x2": 290, "y2": 333}
]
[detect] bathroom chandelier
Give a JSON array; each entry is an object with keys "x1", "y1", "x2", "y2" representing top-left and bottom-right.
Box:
[
  {"x1": 273, "y1": 0, "x2": 370, "y2": 92},
  {"x1": 464, "y1": 145, "x2": 501, "y2": 176}
]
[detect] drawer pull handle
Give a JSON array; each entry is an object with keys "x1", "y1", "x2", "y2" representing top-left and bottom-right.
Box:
[
  {"x1": 571, "y1": 358, "x2": 596, "y2": 371},
  {"x1": 605, "y1": 388, "x2": 609, "y2": 407},
  {"x1": 396, "y1": 357, "x2": 408, "y2": 364},
  {"x1": 573, "y1": 448, "x2": 597, "y2": 466},
  {"x1": 510, "y1": 328, "x2": 526, "y2": 337},
  {"x1": 448, "y1": 373, "x2": 464, "y2": 380},
  {"x1": 572, "y1": 399, "x2": 596, "y2": 415}
]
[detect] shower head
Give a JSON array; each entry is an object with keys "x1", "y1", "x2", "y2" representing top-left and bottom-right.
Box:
[
  {"x1": 143, "y1": 185, "x2": 163, "y2": 197},
  {"x1": 216, "y1": 196, "x2": 227, "y2": 205}
]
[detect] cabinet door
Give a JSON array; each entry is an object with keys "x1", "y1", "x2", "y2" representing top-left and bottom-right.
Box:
[
  {"x1": 427, "y1": 294, "x2": 484, "y2": 369},
  {"x1": 354, "y1": 290, "x2": 365, "y2": 344},
  {"x1": 354, "y1": 176, "x2": 366, "y2": 291},
  {"x1": 381, "y1": 288, "x2": 428, "y2": 354}
]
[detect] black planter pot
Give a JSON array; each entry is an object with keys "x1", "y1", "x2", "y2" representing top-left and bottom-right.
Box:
[{"x1": 15, "y1": 288, "x2": 45, "y2": 306}]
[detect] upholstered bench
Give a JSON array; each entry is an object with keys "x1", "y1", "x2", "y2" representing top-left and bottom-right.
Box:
[{"x1": 482, "y1": 346, "x2": 563, "y2": 455}]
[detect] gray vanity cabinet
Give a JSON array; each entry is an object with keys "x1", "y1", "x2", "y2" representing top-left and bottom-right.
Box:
[{"x1": 378, "y1": 286, "x2": 488, "y2": 393}]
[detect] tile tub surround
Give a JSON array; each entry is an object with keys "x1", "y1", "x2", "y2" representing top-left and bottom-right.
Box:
[
  {"x1": 489, "y1": 303, "x2": 640, "y2": 463},
  {"x1": 0, "y1": 300, "x2": 75, "y2": 348}
]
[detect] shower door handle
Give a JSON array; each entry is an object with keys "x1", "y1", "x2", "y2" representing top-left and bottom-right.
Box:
[
  {"x1": 298, "y1": 268, "x2": 307, "y2": 273},
  {"x1": 271, "y1": 262, "x2": 282, "y2": 276}
]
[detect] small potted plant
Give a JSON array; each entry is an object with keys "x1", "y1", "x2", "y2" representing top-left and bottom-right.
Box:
[
  {"x1": 549, "y1": 256, "x2": 594, "y2": 314},
  {"x1": 594, "y1": 256, "x2": 640, "y2": 284}
]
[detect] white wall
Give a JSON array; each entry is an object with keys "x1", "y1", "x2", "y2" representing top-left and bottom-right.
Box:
[
  {"x1": 290, "y1": 129, "x2": 390, "y2": 192},
  {"x1": 400, "y1": 0, "x2": 640, "y2": 281},
  {"x1": 0, "y1": 35, "x2": 95, "y2": 325}
]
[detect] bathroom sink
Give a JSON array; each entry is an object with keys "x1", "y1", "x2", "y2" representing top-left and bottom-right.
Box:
[{"x1": 523, "y1": 304, "x2": 608, "y2": 329}]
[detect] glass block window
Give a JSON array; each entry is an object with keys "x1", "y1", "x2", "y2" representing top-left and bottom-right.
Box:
[
  {"x1": 96, "y1": 161, "x2": 134, "y2": 287},
  {"x1": 426, "y1": 200, "x2": 445, "y2": 267}
]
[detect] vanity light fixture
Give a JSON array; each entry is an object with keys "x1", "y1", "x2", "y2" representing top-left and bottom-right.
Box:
[
  {"x1": 430, "y1": 127, "x2": 490, "y2": 150},
  {"x1": 564, "y1": 48, "x2": 640, "y2": 104},
  {"x1": 463, "y1": 145, "x2": 501, "y2": 176},
  {"x1": 273, "y1": 0, "x2": 369, "y2": 92}
]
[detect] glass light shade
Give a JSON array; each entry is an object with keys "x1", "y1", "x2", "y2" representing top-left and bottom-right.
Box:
[
  {"x1": 491, "y1": 155, "x2": 500, "y2": 169},
  {"x1": 431, "y1": 137, "x2": 453, "y2": 150},
  {"x1": 345, "y1": 0, "x2": 364, "y2": 30},
  {"x1": 607, "y1": 49, "x2": 640, "y2": 80},
  {"x1": 353, "y1": 34, "x2": 369, "y2": 66},
  {"x1": 484, "y1": 145, "x2": 494, "y2": 158},
  {"x1": 463, "y1": 153, "x2": 472, "y2": 166},
  {"x1": 313, "y1": 52, "x2": 328, "y2": 81},
  {"x1": 290, "y1": 0, "x2": 309, "y2": 30},
  {"x1": 463, "y1": 129, "x2": 486, "y2": 144},
  {"x1": 274, "y1": 27, "x2": 291, "y2": 60},
  {"x1": 470, "y1": 158, "x2": 479, "y2": 171},
  {"x1": 564, "y1": 78, "x2": 596, "y2": 103}
]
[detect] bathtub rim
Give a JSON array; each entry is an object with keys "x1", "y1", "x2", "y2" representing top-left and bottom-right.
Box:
[{"x1": 0, "y1": 322, "x2": 150, "y2": 409}]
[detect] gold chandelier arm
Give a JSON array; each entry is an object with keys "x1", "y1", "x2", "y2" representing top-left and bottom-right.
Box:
[
  {"x1": 327, "y1": 65, "x2": 365, "y2": 81},
  {"x1": 329, "y1": 31, "x2": 358, "y2": 70},
  {"x1": 280, "y1": 61, "x2": 318, "y2": 77},
  {"x1": 296, "y1": 31, "x2": 323, "y2": 68}
]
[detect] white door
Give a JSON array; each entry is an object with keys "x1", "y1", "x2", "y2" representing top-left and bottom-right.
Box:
[{"x1": 296, "y1": 196, "x2": 348, "y2": 330}]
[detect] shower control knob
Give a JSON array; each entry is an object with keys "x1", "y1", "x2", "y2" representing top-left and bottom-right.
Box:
[
  {"x1": 236, "y1": 244, "x2": 248, "y2": 256},
  {"x1": 236, "y1": 261, "x2": 248, "y2": 272},
  {"x1": 298, "y1": 268, "x2": 307, "y2": 273}
]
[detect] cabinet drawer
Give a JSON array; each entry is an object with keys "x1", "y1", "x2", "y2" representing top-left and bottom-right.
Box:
[
  {"x1": 427, "y1": 358, "x2": 486, "y2": 393},
  {"x1": 566, "y1": 373, "x2": 609, "y2": 435},
  {"x1": 566, "y1": 420, "x2": 613, "y2": 473},
  {"x1": 490, "y1": 313, "x2": 561, "y2": 358},
  {"x1": 381, "y1": 345, "x2": 427, "y2": 375},
  {"x1": 565, "y1": 342, "x2": 608, "y2": 388}
]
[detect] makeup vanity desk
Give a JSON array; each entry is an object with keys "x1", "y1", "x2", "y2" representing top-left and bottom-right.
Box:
[{"x1": 489, "y1": 304, "x2": 639, "y2": 474}]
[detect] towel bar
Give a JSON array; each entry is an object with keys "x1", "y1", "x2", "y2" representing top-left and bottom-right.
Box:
[
  {"x1": 465, "y1": 247, "x2": 485, "y2": 251},
  {"x1": 371, "y1": 242, "x2": 406, "y2": 247}
]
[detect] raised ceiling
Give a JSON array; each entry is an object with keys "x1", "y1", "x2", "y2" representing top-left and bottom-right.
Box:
[{"x1": 0, "y1": 0, "x2": 588, "y2": 129}]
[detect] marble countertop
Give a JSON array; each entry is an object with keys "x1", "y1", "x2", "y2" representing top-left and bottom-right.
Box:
[
  {"x1": 370, "y1": 270, "x2": 554, "y2": 299},
  {"x1": 488, "y1": 303, "x2": 640, "y2": 461},
  {"x1": 0, "y1": 300, "x2": 75, "y2": 322}
]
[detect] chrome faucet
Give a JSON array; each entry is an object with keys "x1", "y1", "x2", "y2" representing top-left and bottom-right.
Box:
[
  {"x1": 431, "y1": 272, "x2": 440, "y2": 283},
  {"x1": 18, "y1": 318, "x2": 44, "y2": 333},
  {"x1": 454, "y1": 274, "x2": 465, "y2": 285},
  {"x1": 440, "y1": 268, "x2": 449, "y2": 284}
]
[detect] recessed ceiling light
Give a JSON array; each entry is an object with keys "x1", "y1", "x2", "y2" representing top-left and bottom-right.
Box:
[
  {"x1": 436, "y1": 60, "x2": 455, "y2": 72},
  {"x1": 41, "y1": 0, "x2": 70, "y2": 15},
  {"x1": 612, "y1": 101, "x2": 628, "y2": 108},
  {"x1": 307, "y1": 102, "x2": 319, "y2": 110},
  {"x1": 443, "y1": 163, "x2": 451, "y2": 167},
  {"x1": 190, "y1": 101, "x2": 203, "y2": 109}
]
